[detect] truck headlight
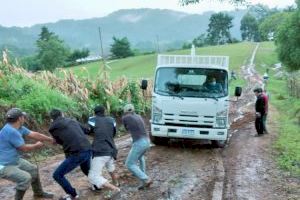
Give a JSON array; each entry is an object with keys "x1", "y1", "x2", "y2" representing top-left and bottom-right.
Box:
[
  {"x1": 152, "y1": 105, "x2": 162, "y2": 123},
  {"x1": 216, "y1": 117, "x2": 227, "y2": 128},
  {"x1": 216, "y1": 110, "x2": 227, "y2": 128}
]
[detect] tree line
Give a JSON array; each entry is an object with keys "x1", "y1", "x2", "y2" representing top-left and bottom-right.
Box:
[
  {"x1": 21, "y1": 27, "x2": 135, "y2": 72},
  {"x1": 181, "y1": 1, "x2": 299, "y2": 72}
]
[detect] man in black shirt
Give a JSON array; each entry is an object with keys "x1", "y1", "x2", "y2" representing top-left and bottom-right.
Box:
[
  {"x1": 87, "y1": 105, "x2": 120, "y2": 194},
  {"x1": 253, "y1": 88, "x2": 266, "y2": 137},
  {"x1": 49, "y1": 109, "x2": 92, "y2": 200}
]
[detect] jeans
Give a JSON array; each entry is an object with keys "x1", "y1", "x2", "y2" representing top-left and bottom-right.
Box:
[
  {"x1": 88, "y1": 156, "x2": 115, "y2": 188},
  {"x1": 125, "y1": 138, "x2": 150, "y2": 181},
  {"x1": 0, "y1": 158, "x2": 38, "y2": 191},
  {"x1": 53, "y1": 150, "x2": 91, "y2": 197}
]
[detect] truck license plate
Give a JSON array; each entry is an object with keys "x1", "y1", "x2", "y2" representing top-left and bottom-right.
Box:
[{"x1": 182, "y1": 129, "x2": 195, "y2": 135}]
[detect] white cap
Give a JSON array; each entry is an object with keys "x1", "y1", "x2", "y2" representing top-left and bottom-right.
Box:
[{"x1": 123, "y1": 104, "x2": 134, "y2": 113}]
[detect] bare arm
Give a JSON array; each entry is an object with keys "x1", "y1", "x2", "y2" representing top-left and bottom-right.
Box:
[
  {"x1": 17, "y1": 141, "x2": 43, "y2": 152},
  {"x1": 26, "y1": 131, "x2": 54, "y2": 144}
]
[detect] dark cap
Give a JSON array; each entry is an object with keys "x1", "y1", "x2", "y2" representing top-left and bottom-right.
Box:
[
  {"x1": 50, "y1": 109, "x2": 63, "y2": 121},
  {"x1": 253, "y1": 87, "x2": 262, "y2": 93},
  {"x1": 94, "y1": 105, "x2": 105, "y2": 115},
  {"x1": 6, "y1": 108, "x2": 26, "y2": 120}
]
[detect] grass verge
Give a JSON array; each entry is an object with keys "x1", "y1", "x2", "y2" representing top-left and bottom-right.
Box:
[{"x1": 255, "y1": 41, "x2": 300, "y2": 176}]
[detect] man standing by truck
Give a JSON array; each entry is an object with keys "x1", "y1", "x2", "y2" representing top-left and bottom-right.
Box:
[
  {"x1": 49, "y1": 109, "x2": 92, "y2": 200},
  {"x1": 262, "y1": 89, "x2": 269, "y2": 134},
  {"x1": 0, "y1": 108, "x2": 54, "y2": 200},
  {"x1": 253, "y1": 88, "x2": 266, "y2": 137}
]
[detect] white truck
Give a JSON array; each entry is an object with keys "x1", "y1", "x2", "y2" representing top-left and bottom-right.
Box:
[{"x1": 141, "y1": 46, "x2": 241, "y2": 147}]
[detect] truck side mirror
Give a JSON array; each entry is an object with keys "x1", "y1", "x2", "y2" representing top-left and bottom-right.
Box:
[
  {"x1": 235, "y1": 86, "x2": 242, "y2": 97},
  {"x1": 141, "y1": 79, "x2": 148, "y2": 90}
]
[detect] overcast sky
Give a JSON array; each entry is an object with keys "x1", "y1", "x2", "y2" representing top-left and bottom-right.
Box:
[{"x1": 0, "y1": 0, "x2": 296, "y2": 27}]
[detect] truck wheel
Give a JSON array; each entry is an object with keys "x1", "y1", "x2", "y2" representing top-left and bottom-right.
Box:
[
  {"x1": 211, "y1": 140, "x2": 227, "y2": 148},
  {"x1": 150, "y1": 135, "x2": 168, "y2": 145}
]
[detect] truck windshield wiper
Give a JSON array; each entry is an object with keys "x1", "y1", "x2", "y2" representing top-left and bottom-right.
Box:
[
  {"x1": 203, "y1": 95, "x2": 218, "y2": 101},
  {"x1": 169, "y1": 91, "x2": 184, "y2": 100}
]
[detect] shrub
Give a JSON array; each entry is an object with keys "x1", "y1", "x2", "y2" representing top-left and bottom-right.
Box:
[
  {"x1": 0, "y1": 73, "x2": 83, "y2": 124},
  {"x1": 16, "y1": 87, "x2": 80, "y2": 123}
]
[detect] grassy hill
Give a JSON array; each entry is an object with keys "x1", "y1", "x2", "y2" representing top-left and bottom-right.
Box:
[{"x1": 66, "y1": 42, "x2": 256, "y2": 81}]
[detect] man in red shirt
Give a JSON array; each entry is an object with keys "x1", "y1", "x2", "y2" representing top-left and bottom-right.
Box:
[
  {"x1": 262, "y1": 89, "x2": 269, "y2": 134},
  {"x1": 253, "y1": 88, "x2": 265, "y2": 137}
]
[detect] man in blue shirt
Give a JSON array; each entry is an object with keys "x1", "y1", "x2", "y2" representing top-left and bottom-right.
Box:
[{"x1": 0, "y1": 108, "x2": 54, "y2": 200}]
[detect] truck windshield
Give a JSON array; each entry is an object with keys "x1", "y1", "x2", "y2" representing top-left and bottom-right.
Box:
[{"x1": 154, "y1": 67, "x2": 228, "y2": 98}]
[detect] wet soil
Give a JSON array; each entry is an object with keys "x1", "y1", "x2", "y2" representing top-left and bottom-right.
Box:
[{"x1": 0, "y1": 44, "x2": 299, "y2": 200}]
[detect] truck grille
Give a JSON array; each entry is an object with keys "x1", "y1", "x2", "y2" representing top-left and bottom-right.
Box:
[
  {"x1": 163, "y1": 113, "x2": 214, "y2": 128},
  {"x1": 165, "y1": 123, "x2": 213, "y2": 128}
]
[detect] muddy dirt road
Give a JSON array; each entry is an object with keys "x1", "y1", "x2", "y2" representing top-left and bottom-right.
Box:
[{"x1": 1, "y1": 44, "x2": 299, "y2": 200}]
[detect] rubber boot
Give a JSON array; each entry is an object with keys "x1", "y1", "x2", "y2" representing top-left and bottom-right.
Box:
[
  {"x1": 32, "y1": 175, "x2": 54, "y2": 199},
  {"x1": 15, "y1": 189, "x2": 26, "y2": 200}
]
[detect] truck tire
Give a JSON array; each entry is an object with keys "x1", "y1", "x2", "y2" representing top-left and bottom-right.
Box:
[
  {"x1": 211, "y1": 140, "x2": 226, "y2": 148},
  {"x1": 150, "y1": 135, "x2": 169, "y2": 145}
]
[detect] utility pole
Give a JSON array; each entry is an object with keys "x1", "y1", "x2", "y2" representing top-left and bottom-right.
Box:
[
  {"x1": 98, "y1": 26, "x2": 108, "y2": 80},
  {"x1": 156, "y1": 35, "x2": 160, "y2": 53},
  {"x1": 98, "y1": 27, "x2": 104, "y2": 60}
]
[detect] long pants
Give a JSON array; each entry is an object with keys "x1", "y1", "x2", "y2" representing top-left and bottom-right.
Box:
[
  {"x1": 255, "y1": 116, "x2": 264, "y2": 135},
  {"x1": 0, "y1": 158, "x2": 38, "y2": 191},
  {"x1": 53, "y1": 150, "x2": 91, "y2": 197},
  {"x1": 125, "y1": 138, "x2": 150, "y2": 182},
  {"x1": 88, "y1": 156, "x2": 115, "y2": 188},
  {"x1": 262, "y1": 114, "x2": 268, "y2": 132}
]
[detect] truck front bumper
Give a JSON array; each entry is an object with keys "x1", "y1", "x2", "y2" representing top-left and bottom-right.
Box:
[{"x1": 151, "y1": 124, "x2": 228, "y2": 141}]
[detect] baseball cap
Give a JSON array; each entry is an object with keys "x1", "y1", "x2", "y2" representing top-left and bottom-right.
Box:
[
  {"x1": 123, "y1": 104, "x2": 134, "y2": 113},
  {"x1": 6, "y1": 108, "x2": 27, "y2": 120}
]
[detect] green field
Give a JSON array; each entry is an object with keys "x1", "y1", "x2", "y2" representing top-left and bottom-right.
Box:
[
  {"x1": 255, "y1": 42, "x2": 300, "y2": 176},
  {"x1": 65, "y1": 42, "x2": 256, "y2": 81}
]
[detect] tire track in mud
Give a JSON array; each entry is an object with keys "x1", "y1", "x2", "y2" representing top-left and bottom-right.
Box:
[
  {"x1": 221, "y1": 43, "x2": 260, "y2": 200},
  {"x1": 119, "y1": 142, "x2": 225, "y2": 200},
  {"x1": 220, "y1": 43, "x2": 298, "y2": 200}
]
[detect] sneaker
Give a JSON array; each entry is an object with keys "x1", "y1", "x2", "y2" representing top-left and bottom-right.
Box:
[
  {"x1": 91, "y1": 184, "x2": 102, "y2": 192},
  {"x1": 138, "y1": 179, "x2": 153, "y2": 190},
  {"x1": 59, "y1": 194, "x2": 79, "y2": 200}
]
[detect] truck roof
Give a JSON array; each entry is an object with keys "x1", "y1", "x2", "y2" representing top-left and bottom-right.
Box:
[{"x1": 157, "y1": 54, "x2": 229, "y2": 70}]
